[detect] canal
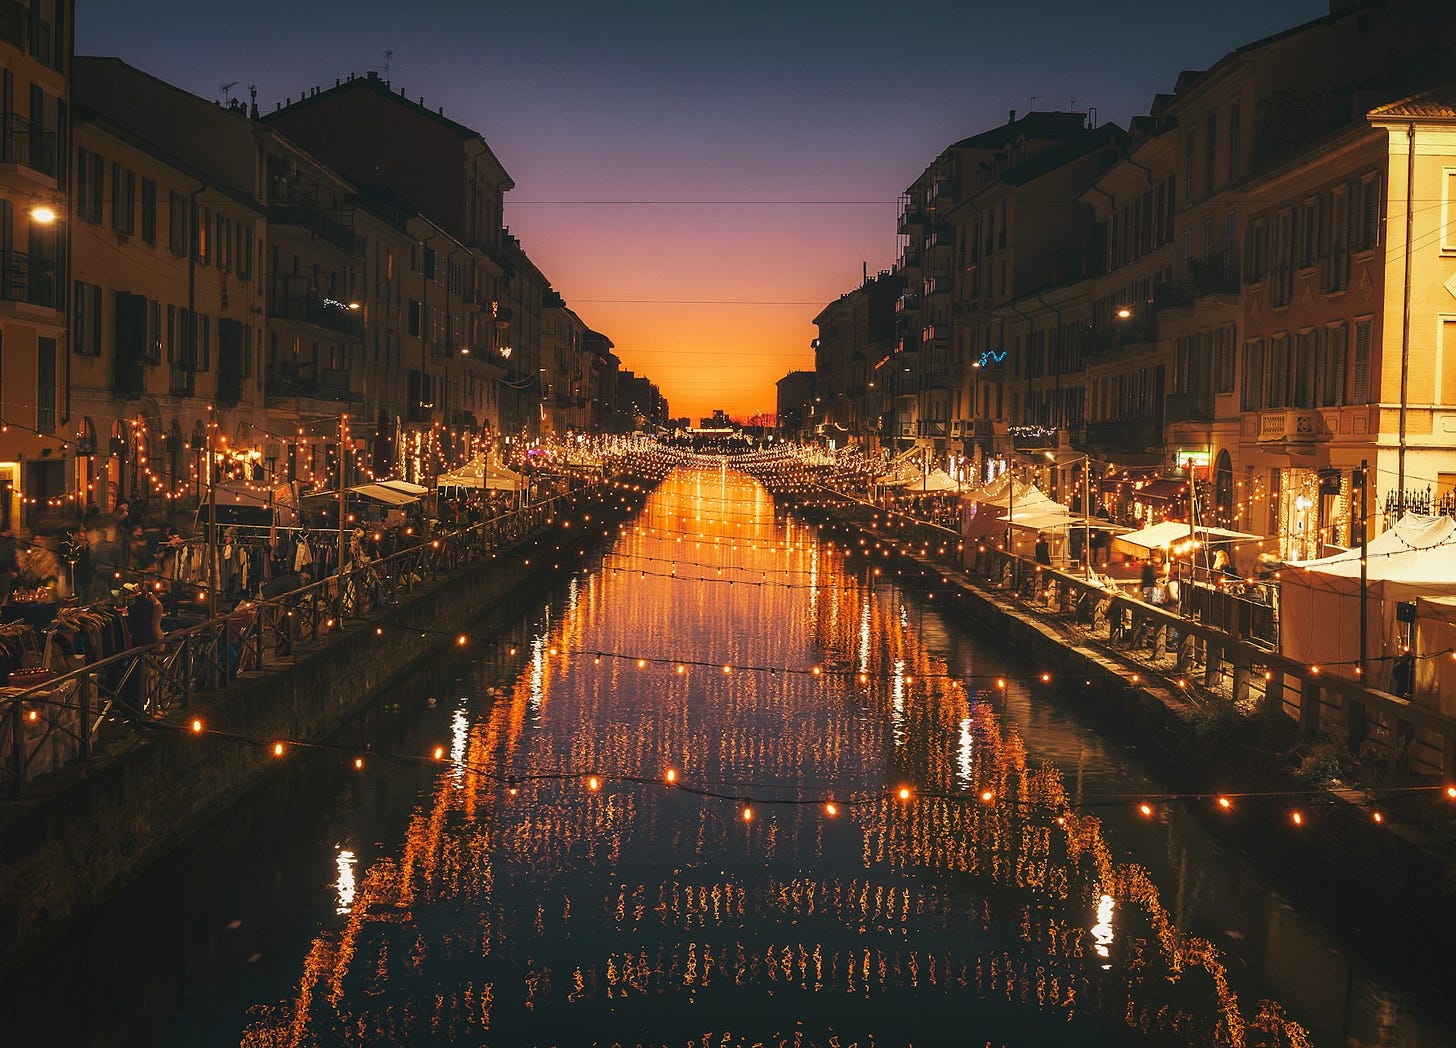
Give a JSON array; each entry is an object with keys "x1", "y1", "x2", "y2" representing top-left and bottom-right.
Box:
[{"x1": 4, "y1": 466, "x2": 1450, "y2": 1046}]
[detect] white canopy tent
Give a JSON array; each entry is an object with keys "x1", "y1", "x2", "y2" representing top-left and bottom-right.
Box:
[
  {"x1": 436, "y1": 454, "x2": 520, "y2": 492},
  {"x1": 1280, "y1": 513, "x2": 1456, "y2": 694},
  {"x1": 1113, "y1": 521, "x2": 1262, "y2": 557},
  {"x1": 377, "y1": 479, "x2": 429, "y2": 497},
  {"x1": 1414, "y1": 595, "x2": 1456, "y2": 718},
  {"x1": 347, "y1": 483, "x2": 420, "y2": 506}
]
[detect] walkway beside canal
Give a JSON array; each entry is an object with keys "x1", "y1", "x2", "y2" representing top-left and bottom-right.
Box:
[
  {"x1": 772, "y1": 481, "x2": 1456, "y2": 944},
  {"x1": 0, "y1": 473, "x2": 658, "y2": 974}
]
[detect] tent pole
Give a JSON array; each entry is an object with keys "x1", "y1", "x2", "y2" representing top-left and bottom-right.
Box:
[
  {"x1": 1359, "y1": 459, "x2": 1368, "y2": 677},
  {"x1": 338, "y1": 413, "x2": 348, "y2": 583}
]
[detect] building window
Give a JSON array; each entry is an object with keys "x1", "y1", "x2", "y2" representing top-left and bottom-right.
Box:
[
  {"x1": 1214, "y1": 324, "x2": 1236, "y2": 393},
  {"x1": 110, "y1": 163, "x2": 136, "y2": 235},
  {"x1": 73, "y1": 281, "x2": 102, "y2": 356},
  {"x1": 36, "y1": 337, "x2": 56, "y2": 433},
  {"x1": 1444, "y1": 169, "x2": 1456, "y2": 253},
  {"x1": 1351, "y1": 317, "x2": 1372, "y2": 403},
  {"x1": 168, "y1": 191, "x2": 187, "y2": 256},
  {"x1": 148, "y1": 299, "x2": 162, "y2": 363},
  {"x1": 1227, "y1": 101, "x2": 1241, "y2": 183},
  {"x1": 1184, "y1": 131, "x2": 1196, "y2": 201},
  {"x1": 1245, "y1": 218, "x2": 1267, "y2": 283},
  {"x1": 1320, "y1": 322, "x2": 1346, "y2": 407},
  {"x1": 1204, "y1": 114, "x2": 1218, "y2": 195},
  {"x1": 1298, "y1": 198, "x2": 1318, "y2": 270},
  {"x1": 1293, "y1": 329, "x2": 1316, "y2": 408},
  {"x1": 140, "y1": 178, "x2": 156, "y2": 245},
  {"x1": 194, "y1": 204, "x2": 210, "y2": 264},
  {"x1": 1267, "y1": 334, "x2": 1290, "y2": 408},
  {"x1": 76, "y1": 147, "x2": 104, "y2": 224},
  {"x1": 194, "y1": 312, "x2": 211, "y2": 372},
  {"x1": 1241, "y1": 339, "x2": 1264, "y2": 410},
  {"x1": 1357, "y1": 173, "x2": 1382, "y2": 251},
  {"x1": 1325, "y1": 187, "x2": 1351, "y2": 292}
]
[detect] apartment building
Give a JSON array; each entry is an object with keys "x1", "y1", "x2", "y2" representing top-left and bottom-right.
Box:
[
  {"x1": 812, "y1": 0, "x2": 1456, "y2": 558},
  {"x1": 902, "y1": 112, "x2": 1092, "y2": 463},
  {"x1": 541, "y1": 290, "x2": 587, "y2": 438},
  {"x1": 811, "y1": 270, "x2": 899, "y2": 452},
  {"x1": 583, "y1": 329, "x2": 618, "y2": 434},
  {"x1": 0, "y1": 0, "x2": 69, "y2": 528},
  {"x1": 70, "y1": 106, "x2": 265, "y2": 513},
  {"x1": 263, "y1": 73, "x2": 518, "y2": 444}
]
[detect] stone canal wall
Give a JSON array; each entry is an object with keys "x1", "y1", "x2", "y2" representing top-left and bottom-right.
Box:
[
  {"x1": 789, "y1": 495, "x2": 1456, "y2": 948},
  {"x1": 0, "y1": 483, "x2": 648, "y2": 974}
]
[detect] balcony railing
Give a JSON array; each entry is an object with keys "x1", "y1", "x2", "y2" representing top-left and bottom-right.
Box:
[
  {"x1": 1189, "y1": 253, "x2": 1241, "y2": 297},
  {"x1": 897, "y1": 245, "x2": 922, "y2": 271},
  {"x1": 267, "y1": 294, "x2": 363, "y2": 337},
  {"x1": 0, "y1": 249, "x2": 57, "y2": 309},
  {"x1": 267, "y1": 201, "x2": 356, "y2": 254},
  {"x1": 0, "y1": 1, "x2": 23, "y2": 49},
  {"x1": 1082, "y1": 418, "x2": 1161, "y2": 448},
  {"x1": 0, "y1": 113, "x2": 56, "y2": 178},
  {"x1": 897, "y1": 206, "x2": 923, "y2": 234},
  {"x1": 1165, "y1": 389, "x2": 1214, "y2": 423}
]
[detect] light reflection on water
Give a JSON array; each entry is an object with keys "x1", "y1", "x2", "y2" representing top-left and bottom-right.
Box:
[{"x1": 215, "y1": 468, "x2": 1437, "y2": 1047}]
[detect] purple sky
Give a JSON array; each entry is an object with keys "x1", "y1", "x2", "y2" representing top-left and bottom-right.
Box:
[{"x1": 78, "y1": 0, "x2": 1328, "y2": 421}]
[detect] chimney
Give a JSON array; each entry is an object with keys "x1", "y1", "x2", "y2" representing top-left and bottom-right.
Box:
[
  {"x1": 1008, "y1": 109, "x2": 1016, "y2": 123},
  {"x1": 367, "y1": 70, "x2": 378, "y2": 80}
]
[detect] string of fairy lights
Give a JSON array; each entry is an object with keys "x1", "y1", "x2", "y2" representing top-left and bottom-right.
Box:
[{"x1": 11, "y1": 451, "x2": 1454, "y2": 843}]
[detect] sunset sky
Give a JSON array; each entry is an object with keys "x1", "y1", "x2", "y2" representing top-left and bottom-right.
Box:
[{"x1": 80, "y1": 0, "x2": 1323, "y2": 424}]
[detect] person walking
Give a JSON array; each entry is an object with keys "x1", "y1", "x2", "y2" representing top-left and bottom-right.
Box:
[{"x1": 1140, "y1": 557, "x2": 1158, "y2": 604}]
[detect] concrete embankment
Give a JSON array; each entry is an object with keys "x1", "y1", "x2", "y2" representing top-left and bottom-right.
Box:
[
  {"x1": 0, "y1": 480, "x2": 651, "y2": 974},
  {"x1": 789, "y1": 494, "x2": 1456, "y2": 953}
]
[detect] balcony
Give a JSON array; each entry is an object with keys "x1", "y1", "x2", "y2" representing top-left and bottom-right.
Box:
[
  {"x1": 1151, "y1": 280, "x2": 1194, "y2": 312},
  {"x1": 923, "y1": 271, "x2": 953, "y2": 297},
  {"x1": 1009, "y1": 426, "x2": 1058, "y2": 451},
  {"x1": 266, "y1": 364, "x2": 362, "y2": 407},
  {"x1": 1082, "y1": 418, "x2": 1161, "y2": 449},
  {"x1": 1189, "y1": 252, "x2": 1241, "y2": 298},
  {"x1": 0, "y1": 113, "x2": 56, "y2": 183},
  {"x1": 927, "y1": 222, "x2": 954, "y2": 251},
  {"x1": 897, "y1": 206, "x2": 924, "y2": 234},
  {"x1": 0, "y1": 1, "x2": 23, "y2": 49},
  {"x1": 895, "y1": 293, "x2": 920, "y2": 314},
  {"x1": 1089, "y1": 312, "x2": 1158, "y2": 354},
  {"x1": 268, "y1": 292, "x2": 363, "y2": 337},
  {"x1": 0, "y1": 249, "x2": 58, "y2": 310},
  {"x1": 267, "y1": 201, "x2": 356, "y2": 254},
  {"x1": 1165, "y1": 389, "x2": 1214, "y2": 423},
  {"x1": 897, "y1": 245, "x2": 922, "y2": 271},
  {"x1": 932, "y1": 179, "x2": 955, "y2": 203},
  {"x1": 1257, "y1": 409, "x2": 1329, "y2": 443}
]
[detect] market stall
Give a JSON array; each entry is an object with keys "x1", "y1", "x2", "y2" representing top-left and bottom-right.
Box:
[{"x1": 1279, "y1": 513, "x2": 1456, "y2": 693}]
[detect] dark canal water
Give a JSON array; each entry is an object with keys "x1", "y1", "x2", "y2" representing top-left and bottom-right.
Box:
[{"x1": 5, "y1": 467, "x2": 1451, "y2": 1046}]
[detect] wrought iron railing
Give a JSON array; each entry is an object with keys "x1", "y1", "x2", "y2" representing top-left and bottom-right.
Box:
[{"x1": 0, "y1": 494, "x2": 581, "y2": 798}]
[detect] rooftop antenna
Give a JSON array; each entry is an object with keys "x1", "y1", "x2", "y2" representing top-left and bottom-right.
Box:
[
  {"x1": 219, "y1": 81, "x2": 238, "y2": 107},
  {"x1": 383, "y1": 50, "x2": 393, "y2": 83}
]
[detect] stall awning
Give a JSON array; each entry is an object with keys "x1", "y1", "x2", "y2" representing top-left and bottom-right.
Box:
[
  {"x1": 1113, "y1": 521, "x2": 1261, "y2": 554},
  {"x1": 348, "y1": 483, "x2": 420, "y2": 506},
  {"x1": 1131, "y1": 479, "x2": 1189, "y2": 502},
  {"x1": 377, "y1": 479, "x2": 429, "y2": 497}
]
